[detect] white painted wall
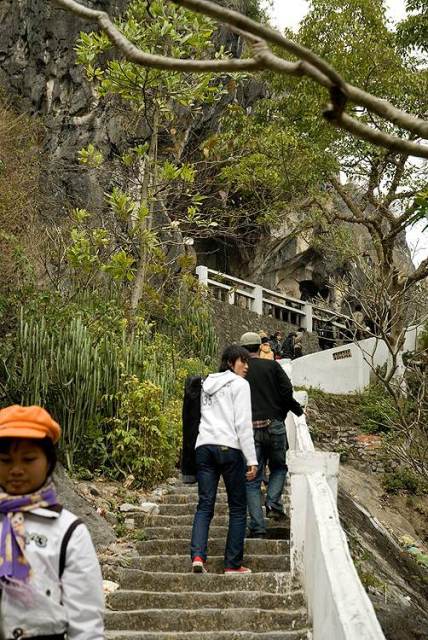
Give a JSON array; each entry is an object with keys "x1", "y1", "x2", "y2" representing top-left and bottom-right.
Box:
[
  {"x1": 285, "y1": 328, "x2": 418, "y2": 395},
  {"x1": 287, "y1": 341, "x2": 370, "y2": 394}
]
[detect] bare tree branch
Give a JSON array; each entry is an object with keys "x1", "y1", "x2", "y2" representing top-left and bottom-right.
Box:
[
  {"x1": 51, "y1": 0, "x2": 428, "y2": 159},
  {"x1": 404, "y1": 257, "x2": 428, "y2": 289},
  {"x1": 331, "y1": 112, "x2": 428, "y2": 158},
  {"x1": 384, "y1": 154, "x2": 408, "y2": 208}
]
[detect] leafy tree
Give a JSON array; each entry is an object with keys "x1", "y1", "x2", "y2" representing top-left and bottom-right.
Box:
[
  {"x1": 397, "y1": 0, "x2": 428, "y2": 54},
  {"x1": 74, "y1": 0, "x2": 228, "y2": 320}
]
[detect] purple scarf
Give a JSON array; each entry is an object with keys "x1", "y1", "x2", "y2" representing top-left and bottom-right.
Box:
[{"x1": 0, "y1": 482, "x2": 58, "y2": 582}]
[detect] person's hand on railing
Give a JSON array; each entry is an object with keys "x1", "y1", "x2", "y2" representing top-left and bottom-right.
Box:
[{"x1": 246, "y1": 465, "x2": 258, "y2": 481}]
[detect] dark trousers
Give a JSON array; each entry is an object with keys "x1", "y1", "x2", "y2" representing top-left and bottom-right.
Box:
[
  {"x1": 246, "y1": 420, "x2": 287, "y2": 534},
  {"x1": 190, "y1": 444, "x2": 247, "y2": 569}
]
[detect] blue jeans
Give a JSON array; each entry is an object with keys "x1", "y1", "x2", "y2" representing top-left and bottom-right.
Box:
[
  {"x1": 190, "y1": 444, "x2": 247, "y2": 569},
  {"x1": 246, "y1": 420, "x2": 287, "y2": 535}
]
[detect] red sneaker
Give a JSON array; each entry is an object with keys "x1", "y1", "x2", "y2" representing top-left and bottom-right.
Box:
[
  {"x1": 224, "y1": 566, "x2": 252, "y2": 574},
  {"x1": 192, "y1": 556, "x2": 208, "y2": 573}
]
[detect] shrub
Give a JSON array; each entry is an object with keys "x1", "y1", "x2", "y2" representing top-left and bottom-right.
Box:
[
  {"x1": 103, "y1": 377, "x2": 181, "y2": 487},
  {"x1": 0, "y1": 299, "x2": 215, "y2": 485},
  {"x1": 382, "y1": 468, "x2": 427, "y2": 495},
  {"x1": 360, "y1": 384, "x2": 398, "y2": 434}
]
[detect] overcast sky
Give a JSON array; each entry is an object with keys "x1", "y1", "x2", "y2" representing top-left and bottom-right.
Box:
[
  {"x1": 267, "y1": 0, "x2": 427, "y2": 266},
  {"x1": 268, "y1": 0, "x2": 407, "y2": 31}
]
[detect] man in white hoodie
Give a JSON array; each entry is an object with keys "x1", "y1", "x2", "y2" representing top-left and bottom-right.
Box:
[{"x1": 190, "y1": 345, "x2": 258, "y2": 574}]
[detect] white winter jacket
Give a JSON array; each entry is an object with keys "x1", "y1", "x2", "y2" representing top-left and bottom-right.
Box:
[
  {"x1": 195, "y1": 370, "x2": 257, "y2": 466},
  {"x1": 0, "y1": 507, "x2": 105, "y2": 639}
]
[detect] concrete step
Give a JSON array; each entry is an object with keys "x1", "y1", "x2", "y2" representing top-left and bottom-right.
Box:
[
  {"x1": 141, "y1": 525, "x2": 289, "y2": 541},
  {"x1": 136, "y1": 538, "x2": 289, "y2": 556},
  {"x1": 157, "y1": 493, "x2": 290, "y2": 506},
  {"x1": 128, "y1": 554, "x2": 289, "y2": 573},
  {"x1": 165, "y1": 484, "x2": 291, "y2": 496},
  {"x1": 107, "y1": 588, "x2": 305, "y2": 611},
  {"x1": 116, "y1": 569, "x2": 294, "y2": 592},
  {"x1": 106, "y1": 631, "x2": 310, "y2": 639},
  {"x1": 163, "y1": 485, "x2": 227, "y2": 494},
  {"x1": 105, "y1": 607, "x2": 308, "y2": 632},
  {"x1": 159, "y1": 503, "x2": 235, "y2": 516},
  {"x1": 143, "y1": 525, "x2": 229, "y2": 540},
  {"x1": 131, "y1": 512, "x2": 290, "y2": 531}
]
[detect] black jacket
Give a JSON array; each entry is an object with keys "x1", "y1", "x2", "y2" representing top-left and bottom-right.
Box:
[
  {"x1": 245, "y1": 357, "x2": 303, "y2": 421},
  {"x1": 181, "y1": 375, "x2": 203, "y2": 483}
]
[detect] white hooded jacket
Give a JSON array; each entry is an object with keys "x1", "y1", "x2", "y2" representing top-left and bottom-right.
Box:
[
  {"x1": 0, "y1": 507, "x2": 104, "y2": 639},
  {"x1": 195, "y1": 370, "x2": 257, "y2": 466}
]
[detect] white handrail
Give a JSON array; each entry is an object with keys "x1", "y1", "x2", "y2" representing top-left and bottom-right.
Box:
[
  {"x1": 196, "y1": 264, "x2": 364, "y2": 336},
  {"x1": 286, "y1": 408, "x2": 386, "y2": 639},
  {"x1": 197, "y1": 264, "x2": 313, "y2": 328}
]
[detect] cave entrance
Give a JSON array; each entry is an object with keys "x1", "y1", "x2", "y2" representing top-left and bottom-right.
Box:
[{"x1": 299, "y1": 280, "x2": 330, "y2": 302}]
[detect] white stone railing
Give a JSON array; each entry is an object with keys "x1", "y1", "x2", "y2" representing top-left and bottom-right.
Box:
[
  {"x1": 196, "y1": 265, "x2": 349, "y2": 335},
  {"x1": 286, "y1": 392, "x2": 386, "y2": 640}
]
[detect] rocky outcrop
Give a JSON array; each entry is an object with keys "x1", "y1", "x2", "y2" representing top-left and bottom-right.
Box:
[
  {"x1": 0, "y1": 0, "x2": 136, "y2": 216},
  {"x1": 54, "y1": 463, "x2": 116, "y2": 549}
]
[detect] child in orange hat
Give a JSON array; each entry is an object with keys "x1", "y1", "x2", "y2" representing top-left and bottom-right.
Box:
[{"x1": 0, "y1": 405, "x2": 104, "y2": 639}]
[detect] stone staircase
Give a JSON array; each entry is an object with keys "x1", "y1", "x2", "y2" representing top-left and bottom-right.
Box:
[{"x1": 105, "y1": 481, "x2": 311, "y2": 639}]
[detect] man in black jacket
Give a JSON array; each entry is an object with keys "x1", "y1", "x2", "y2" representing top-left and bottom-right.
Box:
[{"x1": 240, "y1": 331, "x2": 303, "y2": 538}]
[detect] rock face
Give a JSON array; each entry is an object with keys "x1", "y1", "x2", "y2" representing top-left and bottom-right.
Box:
[
  {"x1": 0, "y1": 0, "x2": 133, "y2": 216},
  {"x1": 0, "y1": 0, "x2": 253, "y2": 217},
  {"x1": 54, "y1": 463, "x2": 116, "y2": 549}
]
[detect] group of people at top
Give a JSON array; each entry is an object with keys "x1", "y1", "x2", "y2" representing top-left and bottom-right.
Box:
[
  {"x1": 254, "y1": 328, "x2": 305, "y2": 361},
  {"x1": 182, "y1": 331, "x2": 304, "y2": 574}
]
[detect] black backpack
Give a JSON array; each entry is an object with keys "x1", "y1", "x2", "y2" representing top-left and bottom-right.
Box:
[{"x1": 181, "y1": 375, "x2": 203, "y2": 484}]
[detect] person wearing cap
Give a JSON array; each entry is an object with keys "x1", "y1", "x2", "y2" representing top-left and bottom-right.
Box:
[
  {"x1": 0, "y1": 405, "x2": 104, "y2": 640},
  {"x1": 239, "y1": 332, "x2": 304, "y2": 538},
  {"x1": 269, "y1": 331, "x2": 284, "y2": 359},
  {"x1": 259, "y1": 336, "x2": 274, "y2": 360}
]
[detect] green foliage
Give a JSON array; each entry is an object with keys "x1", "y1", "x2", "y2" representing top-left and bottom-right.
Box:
[
  {"x1": 397, "y1": 0, "x2": 428, "y2": 54},
  {"x1": 75, "y1": 0, "x2": 224, "y2": 108},
  {"x1": 409, "y1": 189, "x2": 428, "y2": 231},
  {"x1": 360, "y1": 384, "x2": 398, "y2": 434},
  {"x1": 101, "y1": 250, "x2": 136, "y2": 282},
  {"x1": 382, "y1": 467, "x2": 427, "y2": 495},
  {"x1": 216, "y1": 99, "x2": 336, "y2": 226},
  {"x1": 104, "y1": 376, "x2": 181, "y2": 486},
  {"x1": 0, "y1": 285, "x2": 217, "y2": 485},
  {"x1": 78, "y1": 144, "x2": 104, "y2": 168},
  {"x1": 419, "y1": 320, "x2": 428, "y2": 351}
]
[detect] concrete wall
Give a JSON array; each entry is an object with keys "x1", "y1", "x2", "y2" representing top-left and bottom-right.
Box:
[
  {"x1": 211, "y1": 299, "x2": 320, "y2": 357},
  {"x1": 289, "y1": 333, "x2": 416, "y2": 394}
]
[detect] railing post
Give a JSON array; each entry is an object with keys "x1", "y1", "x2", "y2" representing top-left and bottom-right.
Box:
[
  {"x1": 227, "y1": 289, "x2": 235, "y2": 306},
  {"x1": 196, "y1": 265, "x2": 208, "y2": 286},
  {"x1": 253, "y1": 285, "x2": 263, "y2": 315},
  {"x1": 302, "y1": 302, "x2": 313, "y2": 332}
]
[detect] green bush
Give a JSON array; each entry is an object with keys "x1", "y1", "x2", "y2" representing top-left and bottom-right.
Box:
[
  {"x1": 0, "y1": 301, "x2": 213, "y2": 484},
  {"x1": 360, "y1": 384, "x2": 398, "y2": 434},
  {"x1": 103, "y1": 376, "x2": 181, "y2": 486},
  {"x1": 382, "y1": 467, "x2": 427, "y2": 495}
]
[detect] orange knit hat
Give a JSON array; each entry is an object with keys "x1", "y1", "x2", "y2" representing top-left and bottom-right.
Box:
[{"x1": 0, "y1": 405, "x2": 61, "y2": 444}]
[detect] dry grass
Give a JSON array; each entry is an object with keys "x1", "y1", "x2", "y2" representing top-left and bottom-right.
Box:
[{"x1": 0, "y1": 100, "x2": 42, "y2": 291}]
